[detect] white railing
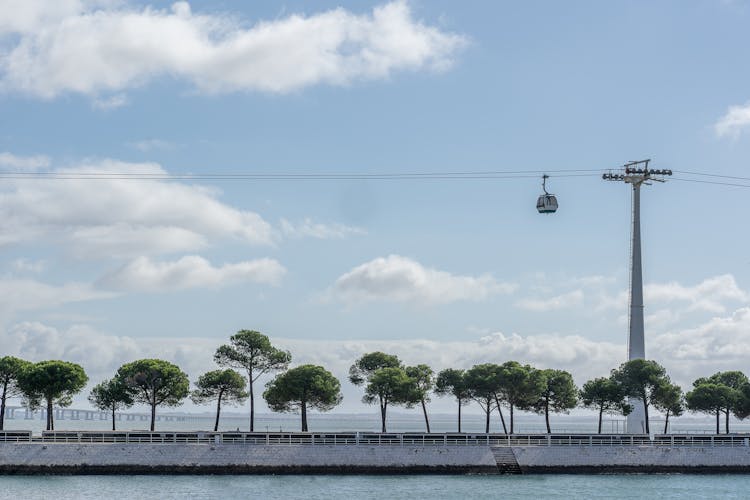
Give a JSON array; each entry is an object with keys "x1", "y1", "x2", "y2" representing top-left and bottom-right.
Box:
[{"x1": 2, "y1": 431, "x2": 749, "y2": 447}]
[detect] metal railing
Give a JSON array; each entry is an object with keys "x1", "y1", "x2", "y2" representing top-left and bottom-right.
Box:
[{"x1": 2, "y1": 431, "x2": 750, "y2": 447}]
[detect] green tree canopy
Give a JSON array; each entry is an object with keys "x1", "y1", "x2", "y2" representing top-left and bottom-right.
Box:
[
  {"x1": 579, "y1": 376, "x2": 631, "y2": 434},
  {"x1": 18, "y1": 360, "x2": 88, "y2": 431},
  {"x1": 348, "y1": 352, "x2": 401, "y2": 385},
  {"x1": 362, "y1": 366, "x2": 411, "y2": 432},
  {"x1": 531, "y1": 369, "x2": 578, "y2": 434},
  {"x1": 88, "y1": 377, "x2": 134, "y2": 431},
  {"x1": 686, "y1": 382, "x2": 736, "y2": 434},
  {"x1": 349, "y1": 352, "x2": 403, "y2": 432},
  {"x1": 651, "y1": 382, "x2": 684, "y2": 434},
  {"x1": 263, "y1": 364, "x2": 342, "y2": 431},
  {"x1": 700, "y1": 371, "x2": 749, "y2": 433},
  {"x1": 404, "y1": 364, "x2": 434, "y2": 433},
  {"x1": 214, "y1": 330, "x2": 291, "y2": 431},
  {"x1": 191, "y1": 369, "x2": 249, "y2": 431},
  {"x1": 497, "y1": 361, "x2": 545, "y2": 434},
  {"x1": 611, "y1": 359, "x2": 671, "y2": 434},
  {"x1": 117, "y1": 359, "x2": 189, "y2": 431},
  {"x1": 465, "y1": 363, "x2": 502, "y2": 433},
  {"x1": 434, "y1": 368, "x2": 471, "y2": 432},
  {"x1": 0, "y1": 356, "x2": 31, "y2": 431}
]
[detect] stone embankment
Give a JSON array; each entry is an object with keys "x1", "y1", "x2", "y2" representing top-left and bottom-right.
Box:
[{"x1": 2, "y1": 431, "x2": 750, "y2": 474}]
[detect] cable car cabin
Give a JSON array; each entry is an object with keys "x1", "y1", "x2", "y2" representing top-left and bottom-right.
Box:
[{"x1": 536, "y1": 194, "x2": 558, "y2": 213}]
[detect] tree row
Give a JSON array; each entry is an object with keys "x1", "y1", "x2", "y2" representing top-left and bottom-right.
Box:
[{"x1": 2, "y1": 330, "x2": 750, "y2": 434}]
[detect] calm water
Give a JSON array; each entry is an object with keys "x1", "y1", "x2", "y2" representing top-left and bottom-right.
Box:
[{"x1": 1, "y1": 475, "x2": 750, "y2": 499}]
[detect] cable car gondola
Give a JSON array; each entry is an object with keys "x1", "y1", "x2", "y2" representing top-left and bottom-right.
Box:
[{"x1": 536, "y1": 174, "x2": 558, "y2": 214}]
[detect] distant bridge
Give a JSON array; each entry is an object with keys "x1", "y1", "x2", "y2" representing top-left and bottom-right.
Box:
[{"x1": 2, "y1": 406, "x2": 197, "y2": 423}]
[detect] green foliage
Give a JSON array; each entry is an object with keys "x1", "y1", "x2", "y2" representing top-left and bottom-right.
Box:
[
  {"x1": 686, "y1": 383, "x2": 733, "y2": 413},
  {"x1": 464, "y1": 363, "x2": 501, "y2": 432},
  {"x1": 0, "y1": 356, "x2": 32, "y2": 429},
  {"x1": 0, "y1": 356, "x2": 31, "y2": 399},
  {"x1": 531, "y1": 369, "x2": 578, "y2": 433},
  {"x1": 435, "y1": 368, "x2": 470, "y2": 432},
  {"x1": 263, "y1": 365, "x2": 342, "y2": 413},
  {"x1": 191, "y1": 369, "x2": 248, "y2": 406},
  {"x1": 17, "y1": 360, "x2": 88, "y2": 431},
  {"x1": 363, "y1": 366, "x2": 412, "y2": 406},
  {"x1": 434, "y1": 368, "x2": 470, "y2": 404},
  {"x1": 88, "y1": 377, "x2": 134, "y2": 431},
  {"x1": 498, "y1": 362, "x2": 545, "y2": 410},
  {"x1": 117, "y1": 358, "x2": 189, "y2": 430},
  {"x1": 580, "y1": 376, "x2": 632, "y2": 434},
  {"x1": 214, "y1": 330, "x2": 291, "y2": 382},
  {"x1": 580, "y1": 377, "x2": 632, "y2": 415},
  {"x1": 403, "y1": 364, "x2": 434, "y2": 407},
  {"x1": 263, "y1": 364, "x2": 342, "y2": 431},
  {"x1": 214, "y1": 330, "x2": 291, "y2": 431},
  {"x1": 611, "y1": 359, "x2": 671, "y2": 433},
  {"x1": 651, "y1": 382, "x2": 684, "y2": 432},
  {"x1": 687, "y1": 371, "x2": 749, "y2": 433},
  {"x1": 348, "y1": 352, "x2": 401, "y2": 386},
  {"x1": 88, "y1": 377, "x2": 134, "y2": 411}
]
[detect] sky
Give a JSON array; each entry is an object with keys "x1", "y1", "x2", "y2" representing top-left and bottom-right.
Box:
[{"x1": 1, "y1": 0, "x2": 750, "y2": 415}]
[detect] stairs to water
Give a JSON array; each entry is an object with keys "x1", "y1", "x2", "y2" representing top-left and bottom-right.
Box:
[{"x1": 491, "y1": 446, "x2": 522, "y2": 474}]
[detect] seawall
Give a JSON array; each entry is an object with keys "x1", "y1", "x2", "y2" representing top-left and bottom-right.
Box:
[
  {"x1": 0, "y1": 444, "x2": 498, "y2": 474},
  {"x1": 3, "y1": 432, "x2": 750, "y2": 474}
]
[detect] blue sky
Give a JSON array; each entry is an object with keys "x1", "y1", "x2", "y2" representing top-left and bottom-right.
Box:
[{"x1": 1, "y1": 0, "x2": 749, "y2": 413}]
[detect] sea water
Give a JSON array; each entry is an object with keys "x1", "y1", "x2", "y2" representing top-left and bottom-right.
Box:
[{"x1": 1, "y1": 474, "x2": 749, "y2": 499}]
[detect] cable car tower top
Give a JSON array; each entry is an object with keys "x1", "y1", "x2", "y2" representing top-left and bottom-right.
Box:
[{"x1": 602, "y1": 159, "x2": 671, "y2": 433}]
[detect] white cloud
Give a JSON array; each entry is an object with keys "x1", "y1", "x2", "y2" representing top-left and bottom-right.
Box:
[
  {"x1": 92, "y1": 93, "x2": 128, "y2": 110},
  {"x1": 280, "y1": 218, "x2": 366, "y2": 240},
  {"x1": 595, "y1": 274, "x2": 748, "y2": 314},
  {"x1": 0, "y1": 0, "x2": 467, "y2": 99},
  {"x1": 0, "y1": 158, "x2": 274, "y2": 257},
  {"x1": 331, "y1": 254, "x2": 516, "y2": 304},
  {"x1": 515, "y1": 290, "x2": 584, "y2": 311},
  {"x1": 128, "y1": 139, "x2": 176, "y2": 152},
  {"x1": 0, "y1": 151, "x2": 50, "y2": 171},
  {"x1": 715, "y1": 101, "x2": 750, "y2": 138},
  {"x1": 97, "y1": 255, "x2": 286, "y2": 292},
  {"x1": 0, "y1": 278, "x2": 114, "y2": 315},
  {"x1": 10, "y1": 258, "x2": 46, "y2": 274}
]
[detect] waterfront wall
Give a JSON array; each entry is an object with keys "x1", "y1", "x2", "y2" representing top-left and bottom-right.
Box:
[
  {"x1": 3, "y1": 441, "x2": 750, "y2": 474},
  {"x1": 514, "y1": 446, "x2": 750, "y2": 473},
  {"x1": 0, "y1": 444, "x2": 498, "y2": 474}
]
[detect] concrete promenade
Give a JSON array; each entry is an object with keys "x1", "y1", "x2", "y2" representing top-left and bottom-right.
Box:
[{"x1": 2, "y1": 432, "x2": 750, "y2": 474}]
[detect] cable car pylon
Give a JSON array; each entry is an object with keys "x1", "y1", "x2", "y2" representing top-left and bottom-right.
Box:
[{"x1": 602, "y1": 159, "x2": 672, "y2": 434}]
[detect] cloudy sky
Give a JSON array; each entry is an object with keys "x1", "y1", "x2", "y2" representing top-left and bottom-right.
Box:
[{"x1": 1, "y1": 0, "x2": 750, "y2": 414}]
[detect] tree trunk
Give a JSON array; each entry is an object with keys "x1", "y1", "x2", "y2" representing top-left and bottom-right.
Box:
[
  {"x1": 598, "y1": 406, "x2": 603, "y2": 434},
  {"x1": 248, "y1": 369, "x2": 255, "y2": 432},
  {"x1": 725, "y1": 409, "x2": 730, "y2": 434},
  {"x1": 457, "y1": 398, "x2": 462, "y2": 433},
  {"x1": 214, "y1": 389, "x2": 224, "y2": 432},
  {"x1": 663, "y1": 409, "x2": 670, "y2": 434},
  {"x1": 544, "y1": 397, "x2": 551, "y2": 434},
  {"x1": 716, "y1": 409, "x2": 720, "y2": 434},
  {"x1": 494, "y1": 395, "x2": 508, "y2": 434},
  {"x1": 0, "y1": 384, "x2": 6, "y2": 431},
  {"x1": 484, "y1": 406, "x2": 490, "y2": 433},
  {"x1": 420, "y1": 398, "x2": 430, "y2": 433},
  {"x1": 380, "y1": 396, "x2": 387, "y2": 432},
  {"x1": 301, "y1": 400, "x2": 308, "y2": 432},
  {"x1": 150, "y1": 391, "x2": 156, "y2": 432},
  {"x1": 112, "y1": 405, "x2": 116, "y2": 431},
  {"x1": 510, "y1": 403, "x2": 515, "y2": 435},
  {"x1": 47, "y1": 398, "x2": 54, "y2": 431},
  {"x1": 642, "y1": 397, "x2": 649, "y2": 434}
]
